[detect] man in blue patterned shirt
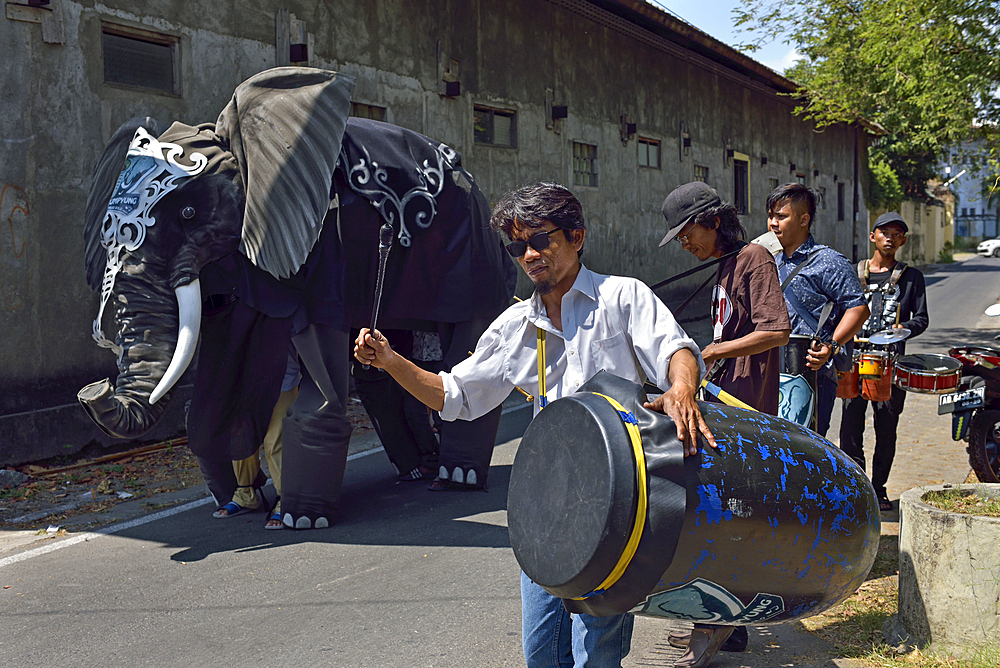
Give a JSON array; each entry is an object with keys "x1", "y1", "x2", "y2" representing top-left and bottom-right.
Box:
[{"x1": 766, "y1": 184, "x2": 870, "y2": 436}]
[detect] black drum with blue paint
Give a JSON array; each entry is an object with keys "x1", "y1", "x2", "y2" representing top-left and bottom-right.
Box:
[{"x1": 507, "y1": 371, "x2": 880, "y2": 623}]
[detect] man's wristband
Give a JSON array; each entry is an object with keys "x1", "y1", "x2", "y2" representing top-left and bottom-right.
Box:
[{"x1": 830, "y1": 341, "x2": 841, "y2": 356}]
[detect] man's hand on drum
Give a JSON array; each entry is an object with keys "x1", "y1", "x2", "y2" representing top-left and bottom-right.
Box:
[
  {"x1": 806, "y1": 340, "x2": 834, "y2": 370},
  {"x1": 354, "y1": 328, "x2": 394, "y2": 369},
  {"x1": 643, "y1": 349, "x2": 717, "y2": 456},
  {"x1": 646, "y1": 385, "x2": 717, "y2": 456}
]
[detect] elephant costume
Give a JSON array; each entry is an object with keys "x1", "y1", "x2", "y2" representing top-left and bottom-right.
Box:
[{"x1": 78, "y1": 67, "x2": 515, "y2": 528}]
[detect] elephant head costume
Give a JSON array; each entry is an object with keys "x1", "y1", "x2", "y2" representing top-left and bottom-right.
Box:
[{"x1": 78, "y1": 67, "x2": 514, "y2": 528}]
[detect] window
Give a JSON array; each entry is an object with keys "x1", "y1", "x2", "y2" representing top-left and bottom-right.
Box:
[
  {"x1": 837, "y1": 183, "x2": 845, "y2": 221},
  {"x1": 474, "y1": 106, "x2": 516, "y2": 147},
  {"x1": 694, "y1": 165, "x2": 709, "y2": 183},
  {"x1": 638, "y1": 137, "x2": 660, "y2": 169},
  {"x1": 733, "y1": 157, "x2": 749, "y2": 215},
  {"x1": 573, "y1": 142, "x2": 598, "y2": 187},
  {"x1": 102, "y1": 25, "x2": 176, "y2": 94},
  {"x1": 769, "y1": 178, "x2": 779, "y2": 193},
  {"x1": 795, "y1": 173, "x2": 806, "y2": 185},
  {"x1": 962, "y1": 207, "x2": 968, "y2": 216},
  {"x1": 350, "y1": 103, "x2": 386, "y2": 121}
]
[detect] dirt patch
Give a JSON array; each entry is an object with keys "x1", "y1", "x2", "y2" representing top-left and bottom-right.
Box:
[{"x1": 1, "y1": 398, "x2": 374, "y2": 531}]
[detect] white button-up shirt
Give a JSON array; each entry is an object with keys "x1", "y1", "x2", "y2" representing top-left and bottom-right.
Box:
[{"x1": 439, "y1": 265, "x2": 704, "y2": 421}]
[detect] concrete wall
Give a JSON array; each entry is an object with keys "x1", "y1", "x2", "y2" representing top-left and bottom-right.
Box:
[{"x1": 0, "y1": 0, "x2": 869, "y2": 465}]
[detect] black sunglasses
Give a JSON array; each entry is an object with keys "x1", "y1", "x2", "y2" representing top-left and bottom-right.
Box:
[{"x1": 505, "y1": 228, "x2": 563, "y2": 258}]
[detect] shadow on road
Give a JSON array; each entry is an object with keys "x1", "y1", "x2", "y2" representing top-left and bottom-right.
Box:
[{"x1": 110, "y1": 409, "x2": 535, "y2": 563}]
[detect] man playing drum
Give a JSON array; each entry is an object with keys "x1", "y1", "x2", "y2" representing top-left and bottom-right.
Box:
[
  {"x1": 355, "y1": 182, "x2": 717, "y2": 668},
  {"x1": 840, "y1": 212, "x2": 928, "y2": 512},
  {"x1": 660, "y1": 182, "x2": 790, "y2": 666},
  {"x1": 767, "y1": 183, "x2": 870, "y2": 437}
]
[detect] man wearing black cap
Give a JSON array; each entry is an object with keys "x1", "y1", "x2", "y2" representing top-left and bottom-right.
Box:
[
  {"x1": 660, "y1": 181, "x2": 790, "y2": 415},
  {"x1": 659, "y1": 183, "x2": 790, "y2": 667},
  {"x1": 840, "y1": 212, "x2": 928, "y2": 512}
]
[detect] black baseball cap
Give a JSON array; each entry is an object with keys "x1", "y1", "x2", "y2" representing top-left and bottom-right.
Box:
[
  {"x1": 659, "y1": 182, "x2": 722, "y2": 247},
  {"x1": 873, "y1": 211, "x2": 908, "y2": 234}
]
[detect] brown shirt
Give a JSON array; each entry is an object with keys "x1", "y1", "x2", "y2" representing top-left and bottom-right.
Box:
[{"x1": 710, "y1": 242, "x2": 790, "y2": 416}]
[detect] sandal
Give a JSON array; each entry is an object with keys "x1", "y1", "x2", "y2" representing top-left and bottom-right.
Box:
[
  {"x1": 673, "y1": 626, "x2": 734, "y2": 668},
  {"x1": 265, "y1": 513, "x2": 285, "y2": 530},
  {"x1": 213, "y1": 501, "x2": 254, "y2": 518}
]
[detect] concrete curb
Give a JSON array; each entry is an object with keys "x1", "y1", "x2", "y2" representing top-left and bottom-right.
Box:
[{"x1": 895, "y1": 482, "x2": 1000, "y2": 657}]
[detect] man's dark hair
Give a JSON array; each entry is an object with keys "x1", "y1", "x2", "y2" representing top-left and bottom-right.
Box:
[
  {"x1": 491, "y1": 182, "x2": 585, "y2": 256},
  {"x1": 766, "y1": 183, "x2": 817, "y2": 225},
  {"x1": 693, "y1": 203, "x2": 745, "y2": 254}
]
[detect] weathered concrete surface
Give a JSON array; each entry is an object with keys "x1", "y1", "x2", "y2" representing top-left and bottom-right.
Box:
[
  {"x1": 896, "y1": 483, "x2": 1000, "y2": 658},
  {"x1": 2, "y1": 0, "x2": 869, "y2": 465}
]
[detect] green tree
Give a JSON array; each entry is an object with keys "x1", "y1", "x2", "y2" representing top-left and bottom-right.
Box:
[
  {"x1": 868, "y1": 159, "x2": 904, "y2": 210},
  {"x1": 735, "y1": 0, "x2": 1000, "y2": 194}
]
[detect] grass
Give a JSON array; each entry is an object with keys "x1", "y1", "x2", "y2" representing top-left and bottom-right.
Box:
[
  {"x1": 800, "y1": 531, "x2": 1000, "y2": 667},
  {"x1": 922, "y1": 486, "x2": 1000, "y2": 518}
]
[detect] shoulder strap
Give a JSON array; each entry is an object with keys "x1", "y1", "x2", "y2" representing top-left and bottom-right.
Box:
[
  {"x1": 889, "y1": 262, "x2": 907, "y2": 289},
  {"x1": 858, "y1": 259, "x2": 869, "y2": 283},
  {"x1": 779, "y1": 248, "x2": 824, "y2": 291}
]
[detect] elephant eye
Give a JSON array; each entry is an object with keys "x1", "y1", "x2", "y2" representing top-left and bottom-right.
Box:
[{"x1": 181, "y1": 206, "x2": 196, "y2": 220}]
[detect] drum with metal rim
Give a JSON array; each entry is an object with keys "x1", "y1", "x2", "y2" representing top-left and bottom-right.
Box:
[
  {"x1": 857, "y1": 350, "x2": 892, "y2": 380},
  {"x1": 836, "y1": 351, "x2": 861, "y2": 400},
  {"x1": 893, "y1": 354, "x2": 962, "y2": 394}
]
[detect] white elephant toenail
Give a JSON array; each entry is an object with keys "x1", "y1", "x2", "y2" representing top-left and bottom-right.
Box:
[
  {"x1": 439, "y1": 465, "x2": 448, "y2": 480},
  {"x1": 282, "y1": 513, "x2": 293, "y2": 527},
  {"x1": 467, "y1": 470, "x2": 477, "y2": 486},
  {"x1": 295, "y1": 516, "x2": 312, "y2": 529},
  {"x1": 314, "y1": 517, "x2": 329, "y2": 528},
  {"x1": 451, "y1": 468, "x2": 464, "y2": 483}
]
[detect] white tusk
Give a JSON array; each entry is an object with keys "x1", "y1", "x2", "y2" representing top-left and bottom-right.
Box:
[{"x1": 150, "y1": 279, "x2": 202, "y2": 405}]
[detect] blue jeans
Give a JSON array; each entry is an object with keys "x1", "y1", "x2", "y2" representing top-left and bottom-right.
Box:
[{"x1": 521, "y1": 572, "x2": 633, "y2": 668}]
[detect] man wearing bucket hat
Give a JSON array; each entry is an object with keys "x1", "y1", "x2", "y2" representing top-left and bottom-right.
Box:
[
  {"x1": 659, "y1": 183, "x2": 790, "y2": 666},
  {"x1": 356, "y1": 182, "x2": 717, "y2": 668},
  {"x1": 840, "y1": 211, "x2": 928, "y2": 512}
]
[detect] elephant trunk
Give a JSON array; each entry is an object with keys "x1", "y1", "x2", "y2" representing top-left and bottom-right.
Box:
[{"x1": 78, "y1": 261, "x2": 201, "y2": 439}]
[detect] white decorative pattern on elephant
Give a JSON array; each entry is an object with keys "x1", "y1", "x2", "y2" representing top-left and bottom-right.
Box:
[{"x1": 77, "y1": 67, "x2": 515, "y2": 530}]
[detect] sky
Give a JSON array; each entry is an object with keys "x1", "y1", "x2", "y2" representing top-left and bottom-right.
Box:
[{"x1": 645, "y1": 0, "x2": 802, "y2": 74}]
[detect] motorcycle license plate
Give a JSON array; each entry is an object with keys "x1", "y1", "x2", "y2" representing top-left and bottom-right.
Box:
[{"x1": 938, "y1": 386, "x2": 986, "y2": 414}]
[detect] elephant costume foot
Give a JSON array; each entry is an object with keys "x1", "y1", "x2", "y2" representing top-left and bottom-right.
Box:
[
  {"x1": 434, "y1": 403, "x2": 504, "y2": 490},
  {"x1": 280, "y1": 324, "x2": 352, "y2": 529}
]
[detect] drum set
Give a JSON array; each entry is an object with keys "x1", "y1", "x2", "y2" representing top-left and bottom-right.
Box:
[{"x1": 837, "y1": 328, "x2": 963, "y2": 401}]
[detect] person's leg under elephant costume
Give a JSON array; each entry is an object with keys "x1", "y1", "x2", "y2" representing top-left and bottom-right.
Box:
[{"x1": 423, "y1": 319, "x2": 505, "y2": 489}]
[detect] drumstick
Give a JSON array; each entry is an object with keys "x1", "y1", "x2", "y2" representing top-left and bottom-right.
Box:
[{"x1": 895, "y1": 303, "x2": 901, "y2": 327}]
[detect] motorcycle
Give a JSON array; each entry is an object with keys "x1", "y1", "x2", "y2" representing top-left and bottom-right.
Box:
[{"x1": 936, "y1": 304, "x2": 1000, "y2": 483}]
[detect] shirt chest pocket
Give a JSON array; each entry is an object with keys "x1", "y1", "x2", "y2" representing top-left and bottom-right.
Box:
[{"x1": 590, "y1": 331, "x2": 638, "y2": 379}]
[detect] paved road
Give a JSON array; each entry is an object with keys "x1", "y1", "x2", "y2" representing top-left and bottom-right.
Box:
[{"x1": 2, "y1": 254, "x2": 997, "y2": 668}]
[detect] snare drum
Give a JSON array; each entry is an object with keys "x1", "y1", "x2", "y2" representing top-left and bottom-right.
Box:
[
  {"x1": 857, "y1": 351, "x2": 891, "y2": 380},
  {"x1": 893, "y1": 354, "x2": 963, "y2": 394}
]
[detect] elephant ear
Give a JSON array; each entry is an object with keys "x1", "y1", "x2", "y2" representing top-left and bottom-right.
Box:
[
  {"x1": 84, "y1": 116, "x2": 162, "y2": 291},
  {"x1": 215, "y1": 67, "x2": 356, "y2": 280}
]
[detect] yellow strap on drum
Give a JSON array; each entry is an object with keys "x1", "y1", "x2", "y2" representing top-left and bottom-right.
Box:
[{"x1": 571, "y1": 392, "x2": 648, "y2": 599}]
